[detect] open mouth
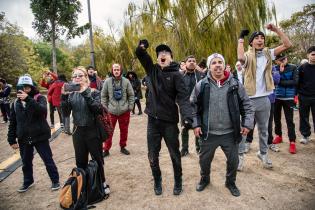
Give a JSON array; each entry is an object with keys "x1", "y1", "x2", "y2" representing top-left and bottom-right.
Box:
[{"x1": 161, "y1": 58, "x2": 166, "y2": 63}]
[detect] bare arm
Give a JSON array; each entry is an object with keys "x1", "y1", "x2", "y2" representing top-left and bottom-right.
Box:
[
  {"x1": 237, "y1": 39, "x2": 246, "y2": 65},
  {"x1": 267, "y1": 24, "x2": 292, "y2": 56}
]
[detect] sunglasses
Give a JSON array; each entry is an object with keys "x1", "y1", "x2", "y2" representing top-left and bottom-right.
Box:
[{"x1": 72, "y1": 74, "x2": 85, "y2": 78}]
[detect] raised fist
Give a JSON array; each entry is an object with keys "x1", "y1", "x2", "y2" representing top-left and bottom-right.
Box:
[
  {"x1": 139, "y1": 39, "x2": 149, "y2": 49},
  {"x1": 239, "y1": 29, "x2": 250, "y2": 39}
]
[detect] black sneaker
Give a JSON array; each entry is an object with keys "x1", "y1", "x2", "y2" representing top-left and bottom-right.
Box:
[
  {"x1": 138, "y1": 111, "x2": 143, "y2": 115},
  {"x1": 103, "y1": 150, "x2": 110, "y2": 157},
  {"x1": 225, "y1": 182, "x2": 240, "y2": 197},
  {"x1": 17, "y1": 182, "x2": 34, "y2": 193},
  {"x1": 154, "y1": 177, "x2": 162, "y2": 196},
  {"x1": 196, "y1": 176, "x2": 209, "y2": 192},
  {"x1": 120, "y1": 148, "x2": 130, "y2": 155},
  {"x1": 180, "y1": 149, "x2": 189, "y2": 157},
  {"x1": 51, "y1": 182, "x2": 61, "y2": 191}
]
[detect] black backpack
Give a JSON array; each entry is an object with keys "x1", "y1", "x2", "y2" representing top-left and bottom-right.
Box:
[
  {"x1": 59, "y1": 168, "x2": 88, "y2": 210},
  {"x1": 85, "y1": 160, "x2": 109, "y2": 205}
]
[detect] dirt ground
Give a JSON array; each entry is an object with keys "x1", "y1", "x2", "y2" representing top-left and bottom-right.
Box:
[{"x1": 0, "y1": 105, "x2": 315, "y2": 210}]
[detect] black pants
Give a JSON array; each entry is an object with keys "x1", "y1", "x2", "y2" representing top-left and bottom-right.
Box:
[
  {"x1": 181, "y1": 127, "x2": 200, "y2": 152},
  {"x1": 199, "y1": 132, "x2": 238, "y2": 184},
  {"x1": 49, "y1": 102, "x2": 62, "y2": 125},
  {"x1": 246, "y1": 103, "x2": 274, "y2": 145},
  {"x1": 72, "y1": 125, "x2": 105, "y2": 183},
  {"x1": 18, "y1": 140, "x2": 59, "y2": 186},
  {"x1": 132, "y1": 99, "x2": 142, "y2": 114},
  {"x1": 274, "y1": 99, "x2": 296, "y2": 141},
  {"x1": 147, "y1": 116, "x2": 182, "y2": 179},
  {"x1": 0, "y1": 103, "x2": 10, "y2": 122},
  {"x1": 299, "y1": 95, "x2": 315, "y2": 137}
]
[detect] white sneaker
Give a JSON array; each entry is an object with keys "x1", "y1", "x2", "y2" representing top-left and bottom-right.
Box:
[
  {"x1": 300, "y1": 136, "x2": 309, "y2": 144},
  {"x1": 237, "y1": 154, "x2": 245, "y2": 171},
  {"x1": 257, "y1": 151, "x2": 273, "y2": 169},
  {"x1": 244, "y1": 142, "x2": 251, "y2": 153},
  {"x1": 269, "y1": 144, "x2": 280, "y2": 152}
]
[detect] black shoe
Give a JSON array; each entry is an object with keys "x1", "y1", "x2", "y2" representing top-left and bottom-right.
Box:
[
  {"x1": 173, "y1": 177, "x2": 182, "y2": 195},
  {"x1": 196, "y1": 176, "x2": 209, "y2": 192},
  {"x1": 120, "y1": 147, "x2": 130, "y2": 155},
  {"x1": 103, "y1": 150, "x2": 110, "y2": 157},
  {"x1": 17, "y1": 182, "x2": 34, "y2": 193},
  {"x1": 138, "y1": 111, "x2": 143, "y2": 115},
  {"x1": 180, "y1": 149, "x2": 189, "y2": 157},
  {"x1": 51, "y1": 182, "x2": 61, "y2": 191},
  {"x1": 154, "y1": 177, "x2": 162, "y2": 196},
  {"x1": 225, "y1": 182, "x2": 240, "y2": 197}
]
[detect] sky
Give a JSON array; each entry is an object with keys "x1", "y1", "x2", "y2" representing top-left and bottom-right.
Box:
[{"x1": 0, "y1": 0, "x2": 313, "y2": 46}]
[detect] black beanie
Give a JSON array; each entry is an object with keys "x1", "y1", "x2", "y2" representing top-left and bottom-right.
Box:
[
  {"x1": 156, "y1": 44, "x2": 173, "y2": 58},
  {"x1": 249, "y1": 31, "x2": 265, "y2": 45}
]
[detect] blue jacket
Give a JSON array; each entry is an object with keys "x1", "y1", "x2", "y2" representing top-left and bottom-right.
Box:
[
  {"x1": 275, "y1": 64, "x2": 298, "y2": 99},
  {"x1": 268, "y1": 66, "x2": 280, "y2": 103}
]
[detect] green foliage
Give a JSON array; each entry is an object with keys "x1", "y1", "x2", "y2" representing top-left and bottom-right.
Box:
[
  {"x1": 280, "y1": 4, "x2": 315, "y2": 62},
  {"x1": 0, "y1": 12, "x2": 45, "y2": 86}
]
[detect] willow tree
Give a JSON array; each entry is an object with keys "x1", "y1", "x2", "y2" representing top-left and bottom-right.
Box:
[
  {"x1": 30, "y1": 0, "x2": 88, "y2": 73},
  {"x1": 122, "y1": 0, "x2": 274, "y2": 67}
]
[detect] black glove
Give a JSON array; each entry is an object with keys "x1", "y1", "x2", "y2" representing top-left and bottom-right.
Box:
[
  {"x1": 139, "y1": 39, "x2": 149, "y2": 49},
  {"x1": 239, "y1": 29, "x2": 249, "y2": 39},
  {"x1": 183, "y1": 118, "x2": 193, "y2": 129}
]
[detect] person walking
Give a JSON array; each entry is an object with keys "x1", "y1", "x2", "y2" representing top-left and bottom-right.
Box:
[
  {"x1": 0, "y1": 78, "x2": 11, "y2": 123},
  {"x1": 126, "y1": 71, "x2": 143, "y2": 115}
]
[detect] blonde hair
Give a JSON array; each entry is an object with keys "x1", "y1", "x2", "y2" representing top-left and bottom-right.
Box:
[{"x1": 72, "y1": 66, "x2": 90, "y2": 85}]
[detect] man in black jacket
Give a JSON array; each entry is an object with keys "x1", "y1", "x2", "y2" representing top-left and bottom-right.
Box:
[
  {"x1": 135, "y1": 40, "x2": 193, "y2": 196},
  {"x1": 180, "y1": 55, "x2": 204, "y2": 156},
  {"x1": 7, "y1": 75, "x2": 60, "y2": 193}
]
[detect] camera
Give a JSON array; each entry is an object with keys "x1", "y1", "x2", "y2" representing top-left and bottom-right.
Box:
[{"x1": 64, "y1": 83, "x2": 80, "y2": 92}]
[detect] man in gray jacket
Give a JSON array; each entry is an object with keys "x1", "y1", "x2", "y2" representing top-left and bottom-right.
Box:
[
  {"x1": 101, "y1": 63, "x2": 135, "y2": 157},
  {"x1": 190, "y1": 53, "x2": 254, "y2": 196}
]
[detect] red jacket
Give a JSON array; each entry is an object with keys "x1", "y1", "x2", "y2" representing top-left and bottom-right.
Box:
[
  {"x1": 40, "y1": 72, "x2": 58, "y2": 103},
  {"x1": 47, "y1": 80, "x2": 64, "y2": 107}
]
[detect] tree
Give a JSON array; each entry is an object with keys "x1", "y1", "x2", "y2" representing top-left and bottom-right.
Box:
[
  {"x1": 30, "y1": 0, "x2": 88, "y2": 73},
  {"x1": 280, "y1": 4, "x2": 315, "y2": 61}
]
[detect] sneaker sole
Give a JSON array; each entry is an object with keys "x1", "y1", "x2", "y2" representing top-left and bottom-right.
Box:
[
  {"x1": 17, "y1": 183, "x2": 34, "y2": 193},
  {"x1": 51, "y1": 185, "x2": 61, "y2": 191}
]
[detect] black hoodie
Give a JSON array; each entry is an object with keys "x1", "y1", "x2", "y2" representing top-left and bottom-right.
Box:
[{"x1": 135, "y1": 46, "x2": 193, "y2": 123}]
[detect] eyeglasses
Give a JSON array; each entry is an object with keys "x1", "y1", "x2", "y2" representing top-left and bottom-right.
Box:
[{"x1": 72, "y1": 74, "x2": 85, "y2": 78}]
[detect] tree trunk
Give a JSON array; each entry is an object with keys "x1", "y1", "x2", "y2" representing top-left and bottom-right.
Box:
[{"x1": 51, "y1": 20, "x2": 57, "y2": 73}]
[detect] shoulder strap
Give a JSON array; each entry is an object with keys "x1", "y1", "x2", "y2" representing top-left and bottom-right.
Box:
[{"x1": 34, "y1": 93, "x2": 41, "y2": 101}]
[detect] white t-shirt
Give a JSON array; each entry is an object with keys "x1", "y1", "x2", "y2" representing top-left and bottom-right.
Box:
[
  {"x1": 245, "y1": 49, "x2": 275, "y2": 98},
  {"x1": 237, "y1": 70, "x2": 243, "y2": 84}
]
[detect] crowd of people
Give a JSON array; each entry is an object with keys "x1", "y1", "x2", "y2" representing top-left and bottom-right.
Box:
[{"x1": 2, "y1": 23, "x2": 315, "y2": 201}]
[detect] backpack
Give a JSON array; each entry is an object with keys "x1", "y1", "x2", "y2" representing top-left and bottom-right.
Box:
[
  {"x1": 59, "y1": 168, "x2": 88, "y2": 210},
  {"x1": 85, "y1": 160, "x2": 109, "y2": 205},
  {"x1": 95, "y1": 105, "x2": 113, "y2": 142}
]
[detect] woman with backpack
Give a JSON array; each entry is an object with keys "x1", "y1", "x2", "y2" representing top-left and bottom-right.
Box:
[{"x1": 61, "y1": 66, "x2": 109, "y2": 190}]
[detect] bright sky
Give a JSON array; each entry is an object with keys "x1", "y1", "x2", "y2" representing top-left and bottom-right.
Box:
[{"x1": 0, "y1": 0, "x2": 313, "y2": 46}]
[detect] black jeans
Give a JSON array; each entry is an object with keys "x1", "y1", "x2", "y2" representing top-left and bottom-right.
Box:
[
  {"x1": 246, "y1": 103, "x2": 274, "y2": 145},
  {"x1": 18, "y1": 140, "x2": 59, "y2": 186},
  {"x1": 72, "y1": 125, "x2": 105, "y2": 183},
  {"x1": 132, "y1": 99, "x2": 142, "y2": 114},
  {"x1": 0, "y1": 103, "x2": 10, "y2": 122},
  {"x1": 181, "y1": 127, "x2": 200, "y2": 152},
  {"x1": 199, "y1": 132, "x2": 238, "y2": 184},
  {"x1": 147, "y1": 116, "x2": 182, "y2": 179},
  {"x1": 274, "y1": 99, "x2": 296, "y2": 141},
  {"x1": 299, "y1": 95, "x2": 315, "y2": 137}
]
